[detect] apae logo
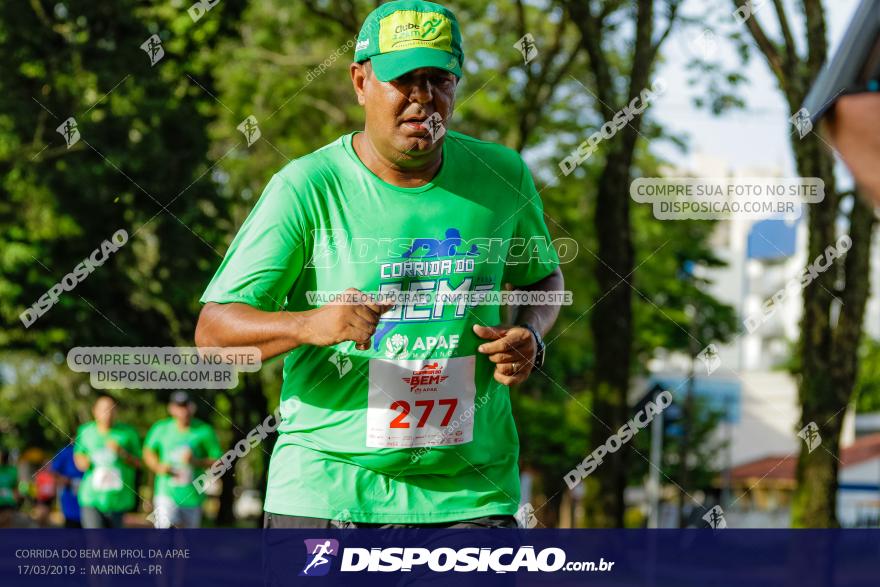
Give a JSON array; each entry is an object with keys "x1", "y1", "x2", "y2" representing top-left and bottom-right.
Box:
[{"x1": 385, "y1": 333, "x2": 409, "y2": 357}]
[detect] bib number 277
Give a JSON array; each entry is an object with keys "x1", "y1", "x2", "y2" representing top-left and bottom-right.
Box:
[{"x1": 389, "y1": 398, "x2": 458, "y2": 429}]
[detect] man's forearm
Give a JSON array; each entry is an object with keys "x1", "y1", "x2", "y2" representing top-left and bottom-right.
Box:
[
  {"x1": 513, "y1": 267, "x2": 564, "y2": 336},
  {"x1": 73, "y1": 454, "x2": 90, "y2": 472},
  {"x1": 117, "y1": 448, "x2": 141, "y2": 469},
  {"x1": 142, "y1": 450, "x2": 163, "y2": 474},
  {"x1": 196, "y1": 302, "x2": 317, "y2": 361}
]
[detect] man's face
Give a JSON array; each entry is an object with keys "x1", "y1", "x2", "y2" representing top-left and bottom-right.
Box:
[
  {"x1": 352, "y1": 62, "x2": 457, "y2": 164},
  {"x1": 169, "y1": 402, "x2": 193, "y2": 424},
  {"x1": 93, "y1": 397, "x2": 116, "y2": 427}
]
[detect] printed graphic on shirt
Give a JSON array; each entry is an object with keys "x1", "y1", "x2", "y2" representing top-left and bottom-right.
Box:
[
  {"x1": 373, "y1": 226, "x2": 495, "y2": 355},
  {"x1": 90, "y1": 448, "x2": 122, "y2": 491}
]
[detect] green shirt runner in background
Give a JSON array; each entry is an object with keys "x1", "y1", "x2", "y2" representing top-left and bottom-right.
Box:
[
  {"x1": 144, "y1": 418, "x2": 221, "y2": 508},
  {"x1": 0, "y1": 465, "x2": 16, "y2": 507},
  {"x1": 74, "y1": 422, "x2": 140, "y2": 513},
  {"x1": 201, "y1": 130, "x2": 560, "y2": 523}
]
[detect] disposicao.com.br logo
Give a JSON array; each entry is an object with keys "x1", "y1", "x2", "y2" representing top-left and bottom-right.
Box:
[
  {"x1": 300, "y1": 539, "x2": 339, "y2": 577},
  {"x1": 297, "y1": 539, "x2": 615, "y2": 575}
]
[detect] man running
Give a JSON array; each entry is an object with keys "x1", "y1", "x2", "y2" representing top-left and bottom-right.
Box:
[
  {"x1": 74, "y1": 394, "x2": 141, "y2": 528},
  {"x1": 143, "y1": 391, "x2": 222, "y2": 528},
  {"x1": 196, "y1": 0, "x2": 564, "y2": 528},
  {"x1": 0, "y1": 449, "x2": 19, "y2": 528},
  {"x1": 51, "y1": 441, "x2": 84, "y2": 528}
]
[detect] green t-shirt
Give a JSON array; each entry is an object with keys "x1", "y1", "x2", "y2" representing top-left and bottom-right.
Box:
[
  {"x1": 201, "y1": 130, "x2": 560, "y2": 523},
  {"x1": 144, "y1": 418, "x2": 221, "y2": 507},
  {"x1": 0, "y1": 465, "x2": 17, "y2": 507},
  {"x1": 74, "y1": 422, "x2": 141, "y2": 513}
]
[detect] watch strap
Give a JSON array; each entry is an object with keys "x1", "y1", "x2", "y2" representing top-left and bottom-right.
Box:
[{"x1": 518, "y1": 323, "x2": 545, "y2": 368}]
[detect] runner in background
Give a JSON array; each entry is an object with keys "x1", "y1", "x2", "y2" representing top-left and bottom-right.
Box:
[
  {"x1": 74, "y1": 394, "x2": 141, "y2": 528},
  {"x1": 51, "y1": 441, "x2": 84, "y2": 528},
  {"x1": 0, "y1": 449, "x2": 19, "y2": 528},
  {"x1": 32, "y1": 464, "x2": 56, "y2": 527},
  {"x1": 143, "y1": 391, "x2": 222, "y2": 528}
]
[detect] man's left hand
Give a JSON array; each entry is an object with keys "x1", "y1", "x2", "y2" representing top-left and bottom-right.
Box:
[{"x1": 473, "y1": 324, "x2": 537, "y2": 385}]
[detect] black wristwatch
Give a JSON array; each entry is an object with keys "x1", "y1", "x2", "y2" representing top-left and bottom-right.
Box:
[{"x1": 519, "y1": 323, "x2": 545, "y2": 369}]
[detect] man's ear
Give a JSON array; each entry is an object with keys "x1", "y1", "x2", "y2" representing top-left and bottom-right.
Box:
[{"x1": 350, "y1": 62, "x2": 367, "y2": 106}]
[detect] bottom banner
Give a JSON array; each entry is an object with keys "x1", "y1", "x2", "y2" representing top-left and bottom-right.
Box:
[{"x1": 0, "y1": 529, "x2": 875, "y2": 586}]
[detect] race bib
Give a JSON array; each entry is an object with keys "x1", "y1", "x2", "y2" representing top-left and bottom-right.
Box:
[
  {"x1": 169, "y1": 447, "x2": 193, "y2": 486},
  {"x1": 367, "y1": 356, "x2": 476, "y2": 448},
  {"x1": 170, "y1": 467, "x2": 193, "y2": 486},
  {"x1": 92, "y1": 466, "x2": 122, "y2": 491}
]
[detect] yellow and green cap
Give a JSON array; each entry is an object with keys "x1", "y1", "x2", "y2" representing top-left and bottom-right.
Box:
[{"x1": 354, "y1": 0, "x2": 464, "y2": 82}]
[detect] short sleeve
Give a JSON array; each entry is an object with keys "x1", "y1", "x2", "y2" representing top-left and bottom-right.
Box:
[
  {"x1": 202, "y1": 426, "x2": 223, "y2": 460},
  {"x1": 125, "y1": 427, "x2": 142, "y2": 456},
  {"x1": 143, "y1": 422, "x2": 162, "y2": 454},
  {"x1": 122, "y1": 426, "x2": 141, "y2": 456},
  {"x1": 73, "y1": 425, "x2": 88, "y2": 457},
  {"x1": 503, "y1": 161, "x2": 560, "y2": 286},
  {"x1": 200, "y1": 174, "x2": 308, "y2": 311}
]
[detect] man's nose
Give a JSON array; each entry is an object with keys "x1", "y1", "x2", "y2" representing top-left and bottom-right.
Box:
[{"x1": 409, "y1": 81, "x2": 434, "y2": 103}]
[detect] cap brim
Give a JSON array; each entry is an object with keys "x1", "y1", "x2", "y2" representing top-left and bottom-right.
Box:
[{"x1": 370, "y1": 47, "x2": 461, "y2": 82}]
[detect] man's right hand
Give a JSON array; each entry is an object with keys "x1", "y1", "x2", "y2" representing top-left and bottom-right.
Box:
[{"x1": 304, "y1": 288, "x2": 394, "y2": 350}]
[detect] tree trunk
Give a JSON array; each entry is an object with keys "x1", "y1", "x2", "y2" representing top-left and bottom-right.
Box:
[
  {"x1": 586, "y1": 144, "x2": 636, "y2": 527},
  {"x1": 565, "y1": 0, "x2": 658, "y2": 529},
  {"x1": 792, "y1": 404, "x2": 842, "y2": 527},
  {"x1": 790, "y1": 122, "x2": 875, "y2": 528},
  {"x1": 792, "y1": 186, "x2": 875, "y2": 526}
]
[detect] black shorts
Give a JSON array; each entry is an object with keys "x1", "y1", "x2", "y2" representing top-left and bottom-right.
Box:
[{"x1": 263, "y1": 512, "x2": 518, "y2": 529}]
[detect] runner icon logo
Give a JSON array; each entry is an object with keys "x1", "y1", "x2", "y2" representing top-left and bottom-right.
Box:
[
  {"x1": 328, "y1": 351, "x2": 352, "y2": 377},
  {"x1": 402, "y1": 227, "x2": 479, "y2": 259},
  {"x1": 300, "y1": 539, "x2": 339, "y2": 577}
]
